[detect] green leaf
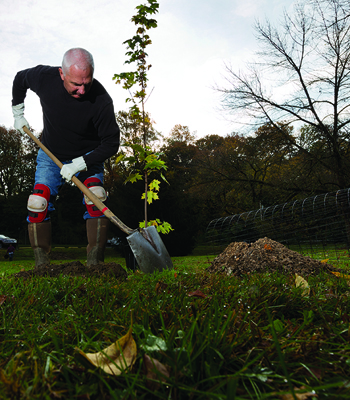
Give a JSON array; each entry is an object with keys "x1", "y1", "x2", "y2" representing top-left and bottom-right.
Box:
[
  {"x1": 115, "y1": 154, "x2": 125, "y2": 164},
  {"x1": 141, "y1": 334, "x2": 167, "y2": 352},
  {"x1": 141, "y1": 190, "x2": 159, "y2": 204},
  {"x1": 139, "y1": 219, "x2": 173, "y2": 234},
  {"x1": 125, "y1": 173, "x2": 143, "y2": 184},
  {"x1": 160, "y1": 172, "x2": 169, "y2": 183},
  {"x1": 129, "y1": 143, "x2": 146, "y2": 158},
  {"x1": 145, "y1": 158, "x2": 166, "y2": 170},
  {"x1": 149, "y1": 179, "x2": 160, "y2": 192},
  {"x1": 272, "y1": 319, "x2": 284, "y2": 333},
  {"x1": 157, "y1": 221, "x2": 173, "y2": 234}
]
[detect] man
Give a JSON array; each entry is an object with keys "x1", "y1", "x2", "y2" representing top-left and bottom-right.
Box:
[
  {"x1": 6, "y1": 244, "x2": 15, "y2": 261},
  {"x1": 12, "y1": 48, "x2": 120, "y2": 268}
]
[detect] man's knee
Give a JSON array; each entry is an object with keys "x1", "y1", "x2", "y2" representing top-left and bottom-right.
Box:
[
  {"x1": 83, "y1": 177, "x2": 107, "y2": 217},
  {"x1": 27, "y1": 184, "x2": 51, "y2": 223}
]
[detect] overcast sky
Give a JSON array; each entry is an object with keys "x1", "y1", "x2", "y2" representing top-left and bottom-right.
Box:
[{"x1": 0, "y1": 0, "x2": 295, "y2": 139}]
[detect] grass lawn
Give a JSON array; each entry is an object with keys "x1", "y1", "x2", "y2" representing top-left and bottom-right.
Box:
[{"x1": 0, "y1": 246, "x2": 350, "y2": 399}]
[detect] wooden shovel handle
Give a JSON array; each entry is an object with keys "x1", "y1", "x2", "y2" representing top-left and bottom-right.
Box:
[{"x1": 23, "y1": 126, "x2": 134, "y2": 235}]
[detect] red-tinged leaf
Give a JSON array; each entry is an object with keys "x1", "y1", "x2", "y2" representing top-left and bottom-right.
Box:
[
  {"x1": 0, "y1": 295, "x2": 7, "y2": 306},
  {"x1": 188, "y1": 289, "x2": 207, "y2": 298}
]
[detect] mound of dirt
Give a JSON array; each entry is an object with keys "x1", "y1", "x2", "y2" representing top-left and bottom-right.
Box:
[
  {"x1": 208, "y1": 237, "x2": 344, "y2": 277},
  {"x1": 12, "y1": 261, "x2": 128, "y2": 280}
]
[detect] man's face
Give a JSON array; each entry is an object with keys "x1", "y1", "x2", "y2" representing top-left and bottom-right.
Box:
[{"x1": 59, "y1": 65, "x2": 93, "y2": 98}]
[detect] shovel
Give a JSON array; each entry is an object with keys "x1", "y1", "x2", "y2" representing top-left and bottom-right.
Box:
[{"x1": 23, "y1": 126, "x2": 173, "y2": 273}]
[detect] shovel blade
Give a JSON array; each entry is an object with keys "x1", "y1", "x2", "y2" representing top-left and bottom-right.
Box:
[{"x1": 127, "y1": 226, "x2": 173, "y2": 273}]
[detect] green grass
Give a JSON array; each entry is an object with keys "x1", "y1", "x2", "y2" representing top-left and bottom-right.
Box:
[
  {"x1": 1, "y1": 247, "x2": 350, "y2": 399},
  {"x1": 288, "y1": 244, "x2": 350, "y2": 268}
]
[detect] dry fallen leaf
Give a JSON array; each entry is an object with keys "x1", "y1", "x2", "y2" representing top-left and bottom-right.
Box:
[
  {"x1": 155, "y1": 281, "x2": 168, "y2": 293},
  {"x1": 77, "y1": 326, "x2": 137, "y2": 375},
  {"x1": 331, "y1": 271, "x2": 350, "y2": 279},
  {"x1": 278, "y1": 386, "x2": 317, "y2": 399},
  {"x1": 144, "y1": 354, "x2": 170, "y2": 390},
  {"x1": 0, "y1": 295, "x2": 7, "y2": 306},
  {"x1": 188, "y1": 289, "x2": 207, "y2": 298},
  {"x1": 295, "y1": 274, "x2": 310, "y2": 296}
]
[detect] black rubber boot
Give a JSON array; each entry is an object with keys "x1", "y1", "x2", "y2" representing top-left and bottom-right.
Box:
[
  {"x1": 28, "y1": 221, "x2": 51, "y2": 268},
  {"x1": 86, "y1": 218, "x2": 109, "y2": 266}
]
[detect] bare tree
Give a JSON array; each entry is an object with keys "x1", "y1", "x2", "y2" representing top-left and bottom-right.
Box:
[{"x1": 218, "y1": 0, "x2": 350, "y2": 189}]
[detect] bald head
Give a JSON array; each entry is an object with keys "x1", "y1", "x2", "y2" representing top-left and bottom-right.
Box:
[
  {"x1": 59, "y1": 48, "x2": 94, "y2": 98},
  {"x1": 61, "y1": 48, "x2": 94, "y2": 77}
]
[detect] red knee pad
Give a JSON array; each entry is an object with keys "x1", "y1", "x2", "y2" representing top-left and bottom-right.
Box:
[
  {"x1": 27, "y1": 184, "x2": 51, "y2": 223},
  {"x1": 84, "y1": 177, "x2": 107, "y2": 217}
]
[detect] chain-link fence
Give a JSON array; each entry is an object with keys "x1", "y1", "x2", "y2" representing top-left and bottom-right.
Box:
[{"x1": 206, "y1": 188, "x2": 350, "y2": 256}]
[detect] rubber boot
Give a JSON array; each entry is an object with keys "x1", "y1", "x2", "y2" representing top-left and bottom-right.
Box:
[
  {"x1": 86, "y1": 218, "x2": 109, "y2": 266},
  {"x1": 28, "y1": 221, "x2": 51, "y2": 268}
]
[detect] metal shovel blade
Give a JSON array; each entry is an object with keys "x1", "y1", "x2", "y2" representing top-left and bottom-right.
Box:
[{"x1": 127, "y1": 225, "x2": 173, "y2": 273}]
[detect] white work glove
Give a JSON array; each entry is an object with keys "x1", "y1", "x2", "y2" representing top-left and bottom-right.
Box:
[
  {"x1": 60, "y1": 156, "x2": 87, "y2": 182},
  {"x1": 12, "y1": 103, "x2": 30, "y2": 134}
]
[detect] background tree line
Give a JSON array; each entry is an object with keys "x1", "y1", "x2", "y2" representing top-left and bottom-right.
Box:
[
  {"x1": 1, "y1": 114, "x2": 348, "y2": 255},
  {"x1": 1, "y1": 0, "x2": 349, "y2": 256}
]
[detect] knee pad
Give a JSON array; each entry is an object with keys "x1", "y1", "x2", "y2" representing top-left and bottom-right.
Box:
[
  {"x1": 84, "y1": 177, "x2": 107, "y2": 217},
  {"x1": 27, "y1": 184, "x2": 51, "y2": 223}
]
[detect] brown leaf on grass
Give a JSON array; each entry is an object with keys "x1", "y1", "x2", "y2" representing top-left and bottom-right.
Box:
[
  {"x1": 278, "y1": 386, "x2": 317, "y2": 399},
  {"x1": 0, "y1": 295, "x2": 7, "y2": 306},
  {"x1": 76, "y1": 326, "x2": 137, "y2": 375},
  {"x1": 308, "y1": 368, "x2": 322, "y2": 380},
  {"x1": 331, "y1": 271, "x2": 350, "y2": 279},
  {"x1": 188, "y1": 289, "x2": 207, "y2": 298},
  {"x1": 155, "y1": 281, "x2": 168, "y2": 293},
  {"x1": 295, "y1": 274, "x2": 310, "y2": 296},
  {"x1": 143, "y1": 354, "x2": 170, "y2": 390}
]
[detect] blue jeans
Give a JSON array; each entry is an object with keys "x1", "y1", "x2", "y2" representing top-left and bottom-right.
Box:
[{"x1": 31, "y1": 149, "x2": 105, "y2": 221}]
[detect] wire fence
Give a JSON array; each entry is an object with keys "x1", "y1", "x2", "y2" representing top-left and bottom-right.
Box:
[{"x1": 205, "y1": 188, "x2": 350, "y2": 257}]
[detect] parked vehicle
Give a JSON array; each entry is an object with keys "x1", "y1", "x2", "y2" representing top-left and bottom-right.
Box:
[{"x1": 0, "y1": 235, "x2": 17, "y2": 248}]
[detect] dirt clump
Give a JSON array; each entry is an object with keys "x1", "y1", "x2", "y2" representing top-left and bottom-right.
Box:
[
  {"x1": 12, "y1": 261, "x2": 127, "y2": 280},
  {"x1": 208, "y1": 237, "x2": 344, "y2": 277}
]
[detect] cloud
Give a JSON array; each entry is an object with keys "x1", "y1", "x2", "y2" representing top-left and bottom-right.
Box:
[
  {"x1": 234, "y1": 0, "x2": 265, "y2": 18},
  {"x1": 0, "y1": 0, "x2": 296, "y2": 138}
]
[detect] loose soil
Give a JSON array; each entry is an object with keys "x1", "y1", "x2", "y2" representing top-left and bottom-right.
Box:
[
  {"x1": 11, "y1": 237, "x2": 347, "y2": 280},
  {"x1": 12, "y1": 261, "x2": 127, "y2": 280},
  {"x1": 208, "y1": 237, "x2": 346, "y2": 277}
]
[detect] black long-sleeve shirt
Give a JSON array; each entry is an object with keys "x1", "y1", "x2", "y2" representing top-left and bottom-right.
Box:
[{"x1": 12, "y1": 65, "x2": 120, "y2": 167}]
